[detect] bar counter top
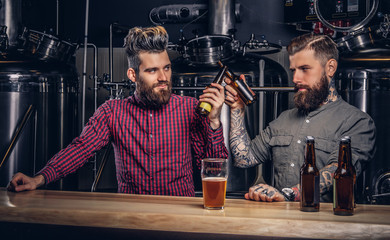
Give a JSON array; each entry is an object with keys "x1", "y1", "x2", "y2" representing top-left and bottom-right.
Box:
[{"x1": 1, "y1": 188, "x2": 390, "y2": 239}]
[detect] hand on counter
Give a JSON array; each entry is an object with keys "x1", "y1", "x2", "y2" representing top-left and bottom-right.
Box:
[
  {"x1": 245, "y1": 183, "x2": 285, "y2": 202},
  {"x1": 7, "y1": 173, "x2": 45, "y2": 192}
]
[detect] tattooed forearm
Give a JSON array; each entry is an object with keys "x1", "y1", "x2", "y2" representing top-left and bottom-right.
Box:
[
  {"x1": 319, "y1": 162, "x2": 338, "y2": 194},
  {"x1": 230, "y1": 108, "x2": 259, "y2": 168}
]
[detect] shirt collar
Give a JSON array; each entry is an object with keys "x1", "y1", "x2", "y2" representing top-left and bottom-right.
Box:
[{"x1": 307, "y1": 97, "x2": 342, "y2": 118}]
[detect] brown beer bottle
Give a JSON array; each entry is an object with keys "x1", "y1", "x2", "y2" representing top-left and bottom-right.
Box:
[
  {"x1": 196, "y1": 65, "x2": 228, "y2": 116},
  {"x1": 333, "y1": 136, "x2": 356, "y2": 216},
  {"x1": 217, "y1": 61, "x2": 257, "y2": 106},
  {"x1": 300, "y1": 136, "x2": 320, "y2": 212}
]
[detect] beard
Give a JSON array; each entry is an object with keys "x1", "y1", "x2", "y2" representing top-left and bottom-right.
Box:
[
  {"x1": 136, "y1": 76, "x2": 172, "y2": 109},
  {"x1": 294, "y1": 73, "x2": 329, "y2": 115}
]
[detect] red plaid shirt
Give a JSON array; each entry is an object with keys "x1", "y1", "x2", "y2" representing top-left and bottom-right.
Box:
[{"x1": 38, "y1": 94, "x2": 228, "y2": 196}]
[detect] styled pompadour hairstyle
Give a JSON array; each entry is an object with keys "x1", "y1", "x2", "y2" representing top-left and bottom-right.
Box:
[
  {"x1": 123, "y1": 26, "x2": 168, "y2": 73},
  {"x1": 287, "y1": 33, "x2": 339, "y2": 66}
]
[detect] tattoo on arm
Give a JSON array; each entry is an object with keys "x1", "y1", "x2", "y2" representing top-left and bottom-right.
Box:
[
  {"x1": 291, "y1": 184, "x2": 300, "y2": 201},
  {"x1": 319, "y1": 162, "x2": 338, "y2": 194},
  {"x1": 230, "y1": 108, "x2": 259, "y2": 168}
]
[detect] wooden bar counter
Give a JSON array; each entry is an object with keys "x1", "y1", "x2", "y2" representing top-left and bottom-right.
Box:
[{"x1": 1, "y1": 188, "x2": 390, "y2": 239}]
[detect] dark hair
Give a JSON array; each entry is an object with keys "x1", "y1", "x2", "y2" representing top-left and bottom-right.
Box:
[
  {"x1": 287, "y1": 33, "x2": 338, "y2": 66},
  {"x1": 123, "y1": 26, "x2": 168, "y2": 73}
]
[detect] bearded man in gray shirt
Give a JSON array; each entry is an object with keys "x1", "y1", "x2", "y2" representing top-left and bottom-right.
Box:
[{"x1": 225, "y1": 33, "x2": 376, "y2": 202}]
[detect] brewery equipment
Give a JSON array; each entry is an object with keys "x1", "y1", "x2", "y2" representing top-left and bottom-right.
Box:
[
  {"x1": 311, "y1": 0, "x2": 390, "y2": 203},
  {"x1": 0, "y1": 1, "x2": 80, "y2": 189},
  {"x1": 0, "y1": 50, "x2": 80, "y2": 188}
]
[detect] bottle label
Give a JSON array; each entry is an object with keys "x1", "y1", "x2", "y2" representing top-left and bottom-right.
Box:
[
  {"x1": 333, "y1": 178, "x2": 336, "y2": 209},
  {"x1": 314, "y1": 175, "x2": 320, "y2": 204},
  {"x1": 199, "y1": 102, "x2": 212, "y2": 112}
]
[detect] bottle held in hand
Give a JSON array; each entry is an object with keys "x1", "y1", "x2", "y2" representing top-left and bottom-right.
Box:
[
  {"x1": 196, "y1": 66, "x2": 228, "y2": 116},
  {"x1": 217, "y1": 61, "x2": 257, "y2": 106},
  {"x1": 300, "y1": 136, "x2": 320, "y2": 212}
]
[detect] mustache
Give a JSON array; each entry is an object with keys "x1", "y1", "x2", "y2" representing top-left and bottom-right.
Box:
[
  {"x1": 294, "y1": 84, "x2": 310, "y2": 92},
  {"x1": 153, "y1": 81, "x2": 170, "y2": 88}
]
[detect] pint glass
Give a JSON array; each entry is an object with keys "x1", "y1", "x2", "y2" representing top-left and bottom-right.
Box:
[{"x1": 201, "y1": 158, "x2": 228, "y2": 209}]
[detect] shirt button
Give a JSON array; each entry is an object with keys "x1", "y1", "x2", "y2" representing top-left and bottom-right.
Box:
[
  {"x1": 297, "y1": 140, "x2": 301, "y2": 144},
  {"x1": 291, "y1": 163, "x2": 295, "y2": 167},
  {"x1": 150, "y1": 113, "x2": 153, "y2": 117},
  {"x1": 305, "y1": 119, "x2": 310, "y2": 123},
  {"x1": 150, "y1": 134, "x2": 152, "y2": 138}
]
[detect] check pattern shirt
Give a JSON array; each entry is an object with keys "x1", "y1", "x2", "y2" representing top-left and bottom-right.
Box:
[{"x1": 38, "y1": 94, "x2": 228, "y2": 196}]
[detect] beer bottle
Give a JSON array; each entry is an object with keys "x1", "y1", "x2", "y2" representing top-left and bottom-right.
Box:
[
  {"x1": 217, "y1": 61, "x2": 257, "y2": 106},
  {"x1": 196, "y1": 66, "x2": 228, "y2": 116},
  {"x1": 333, "y1": 136, "x2": 356, "y2": 216},
  {"x1": 300, "y1": 136, "x2": 320, "y2": 212}
]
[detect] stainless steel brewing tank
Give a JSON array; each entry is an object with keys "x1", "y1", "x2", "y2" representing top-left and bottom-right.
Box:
[
  {"x1": 171, "y1": 55, "x2": 289, "y2": 196},
  {"x1": 336, "y1": 48, "x2": 390, "y2": 203},
  {"x1": 0, "y1": 52, "x2": 79, "y2": 188}
]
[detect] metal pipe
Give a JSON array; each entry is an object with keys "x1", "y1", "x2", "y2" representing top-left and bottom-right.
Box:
[
  {"x1": 0, "y1": 105, "x2": 34, "y2": 170},
  {"x1": 172, "y1": 86, "x2": 295, "y2": 92},
  {"x1": 89, "y1": 43, "x2": 98, "y2": 181},
  {"x1": 56, "y1": 0, "x2": 59, "y2": 35},
  {"x1": 91, "y1": 145, "x2": 112, "y2": 192},
  {"x1": 208, "y1": 0, "x2": 235, "y2": 35},
  {"x1": 1, "y1": 0, "x2": 22, "y2": 47},
  {"x1": 109, "y1": 24, "x2": 113, "y2": 87},
  {"x1": 82, "y1": 0, "x2": 90, "y2": 125}
]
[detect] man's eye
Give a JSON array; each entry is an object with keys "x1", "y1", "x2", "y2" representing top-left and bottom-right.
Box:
[{"x1": 164, "y1": 66, "x2": 171, "y2": 71}]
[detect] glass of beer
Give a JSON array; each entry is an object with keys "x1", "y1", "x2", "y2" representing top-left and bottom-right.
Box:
[{"x1": 201, "y1": 158, "x2": 228, "y2": 210}]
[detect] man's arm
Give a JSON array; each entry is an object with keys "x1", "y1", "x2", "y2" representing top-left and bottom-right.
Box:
[
  {"x1": 229, "y1": 108, "x2": 261, "y2": 168},
  {"x1": 191, "y1": 84, "x2": 228, "y2": 167},
  {"x1": 244, "y1": 162, "x2": 338, "y2": 202},
  {"x1": 224, "y1": 76, "x2": 263, "y2": 168},
  {"x1": 289, "y1": 162, "x2": 338, "y2": 201},
  {"x1": 8, "y1": 102, "x2": 113, "y2": 192}
]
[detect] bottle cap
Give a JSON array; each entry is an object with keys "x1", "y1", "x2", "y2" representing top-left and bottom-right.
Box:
[
  {"x1": 305, "y1": 136, "x2": 315, "y2": 143},
  {"x1": 340, "y1": 136, "x2": 351, "y2": 143}
]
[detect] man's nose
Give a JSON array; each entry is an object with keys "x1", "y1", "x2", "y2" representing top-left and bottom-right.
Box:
[
  {"x1": 158, "y1": 70, "x2": 168, "y2": 81},
  {"x1": 292, "y1": 72, "x2": 301, "y2": 85}
]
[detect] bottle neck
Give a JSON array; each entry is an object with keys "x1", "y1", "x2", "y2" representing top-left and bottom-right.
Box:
[
  {"x1": 338, "y1": 143, "x2": 352, "y2": 168},
  {"x1": 305, "y1": 143, "x2": 316, "y2": 165},
  {"x1": 213, "y1": 66, "x2": 228, "y2": 84}
]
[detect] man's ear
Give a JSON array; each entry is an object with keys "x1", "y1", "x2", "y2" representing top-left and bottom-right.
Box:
[
  {"x1": 326, "y1": 59, "x2": 338, "y2": 78},
  {"x1": 127, "y1": 68, "x2": 136, "y2": 83}
]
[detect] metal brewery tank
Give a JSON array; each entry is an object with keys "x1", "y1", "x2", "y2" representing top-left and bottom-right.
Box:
[
  {"x1": 336, "y1": 45, "x2": 390, "y2": 204},
  {"x1": 0, "y1": 51, "x2": 80, "y2": 189},
  {"x1": 171, "y1": 54, "x2": 289, "y2": 196}
]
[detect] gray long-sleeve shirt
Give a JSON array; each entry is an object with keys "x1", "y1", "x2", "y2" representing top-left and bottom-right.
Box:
[{"x1": 250, "y1": 98, "x2": 376, "y2": 197}]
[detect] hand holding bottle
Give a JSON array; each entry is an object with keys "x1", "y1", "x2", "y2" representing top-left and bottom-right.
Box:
[
  {"x1": 224, "y1": 75, "x2": 246, "y2": 111},
  {"x1": 198, "y1": 82, "x2": 225, "y2": 129}
]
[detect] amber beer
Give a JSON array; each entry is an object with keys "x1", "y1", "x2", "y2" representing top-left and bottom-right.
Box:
[
  {"x1": 333, "y1": 136, "x2": 356, "y2": 216},
  {"x1": 202, "y1": 177, "x2": 227, "y2": 209},
  {"x1": 300, "y1": 136, "x2": 320, "y2": 212},
  {"x1": 201, "y1": 158, "x2": 228, "y2": 209}
]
